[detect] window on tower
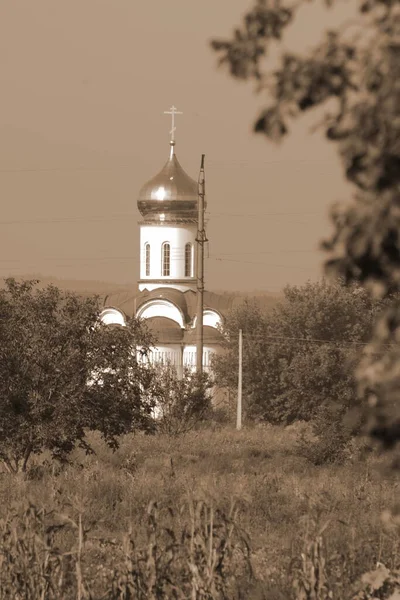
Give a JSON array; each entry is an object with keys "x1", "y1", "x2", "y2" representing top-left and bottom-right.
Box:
[
  {"x1": 162, "y1": 242, "x2": 170, "y2": 276},
  {"x1": 185, "y1": 243, "x2": 193, "y2": 277},
  {"x1": 145, "y1": 243, "x2": 151, "y2": 276}
]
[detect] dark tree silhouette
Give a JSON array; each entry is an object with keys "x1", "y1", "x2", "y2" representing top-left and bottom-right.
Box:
[{"x1": 0, "y1": 278, "x2": 155, "y2": 472}]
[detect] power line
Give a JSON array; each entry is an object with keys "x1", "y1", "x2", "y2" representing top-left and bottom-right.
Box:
[
  {"x1": 0, "y1": 257, "x2": 321, "y2": 273},
  {"x1": 0, "y1": 165, "x2": 132, "y2": 174},
  {"x1": 0, "y1": 215, "x2": 136, "y2": 226},
  {"x1": 0, "y1": 251, "x2": 320, "y2": 263},
  {"x1": 206, "y1": 211, "x2": 323, "y2": 218},
  {"x1": 0, "y1": 157, "x2": 337, "y2": 175},
  {"x1": 233, "y1": 333, "x2": 376, "y2": 347},
  {"x1": 0, "y1": 210, "x2": 326, "y2": 226},
  {"x1": 208, "y1": 257, "x2": 316, "y2": 270},
  {"x1": 121, "y1": 328, "x2": 392, "y2": 349},
  {"x1": 210, "y1": 250, "x2": 317, "y2": 256}
]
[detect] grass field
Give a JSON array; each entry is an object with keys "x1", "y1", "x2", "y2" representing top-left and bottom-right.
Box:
[{"x1": 0, "y1": 424, "x2": 398, "y2": 599}]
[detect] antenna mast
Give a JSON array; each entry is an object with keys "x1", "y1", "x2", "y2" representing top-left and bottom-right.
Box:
[{"x1": 196, "y1": 154, "x2": 206, "y2": 374}]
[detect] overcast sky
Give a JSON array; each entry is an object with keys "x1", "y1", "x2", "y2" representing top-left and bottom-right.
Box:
[{"x1": 0, "y1": 0, "x2": 356, "y2": 292}]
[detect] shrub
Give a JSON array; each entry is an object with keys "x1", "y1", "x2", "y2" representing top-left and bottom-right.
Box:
[{"x1": 147, "y1": 365, "x2": 213, "y2": 435}]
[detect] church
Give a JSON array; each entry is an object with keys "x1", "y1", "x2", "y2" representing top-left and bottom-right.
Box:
[{"x1": 99, "y1": 107, "x2": 231, "y2": 374}]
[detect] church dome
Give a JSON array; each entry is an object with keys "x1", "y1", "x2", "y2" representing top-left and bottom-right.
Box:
[{"x1": 137, "y1": 142, "x2": 198, "y2": 222}]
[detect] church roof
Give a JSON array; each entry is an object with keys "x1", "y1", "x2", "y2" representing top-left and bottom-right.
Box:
[
  {"x1": 102, "y1": 288, "x2": 277, "y2": 320},
  {"x1": 145, "y1": 317, "x2": 184, "y2": 343},
  {"x1": 183, "y1": 326, "x2": 224, "y2": 345},
  {"x1": 137, "y1": 142, "x2": 198, "y2": 223},
  {"x1": 103, "y1": 288, "x2": 233, "y2": 324},
  {"x1": 100, "y1": 288, "x2": 280, "y2": 344},
  {"x1": 101, "y1": 288, "x2": 280, "y2": 322}
]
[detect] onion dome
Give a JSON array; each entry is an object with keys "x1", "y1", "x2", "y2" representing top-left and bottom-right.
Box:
[{"x1": 137, "y1": 142, "x2": 198, "y2": 222}]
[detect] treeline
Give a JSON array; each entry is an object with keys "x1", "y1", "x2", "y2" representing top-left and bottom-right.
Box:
[
  {"x1": 1, "y1": 276, "x2": 392, "y2": 473},
  {"x1": 213, "y1": 279, "x2": 393, "y2": 463}
]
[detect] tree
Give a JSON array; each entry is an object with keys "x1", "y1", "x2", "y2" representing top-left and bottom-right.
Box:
[
  {"x1": 0, "y1": 278, "x2": 155, "y2": 473},
  {"x1": 146, "y1": 364, "x2": 212, "y2": 435},
  {"x1": 212, "y1": 298, "x2": 275, "y2": 419},
  {"x1": 211, "y1": 0, "x2": 400, "y2": 452},
  {"x1": 213, "y1": 280, "x2": 383, "y2": 430}
]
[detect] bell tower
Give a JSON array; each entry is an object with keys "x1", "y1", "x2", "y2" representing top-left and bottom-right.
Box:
[{"x1": 137, "y1": 107, "x2": 199, "y2": 293}]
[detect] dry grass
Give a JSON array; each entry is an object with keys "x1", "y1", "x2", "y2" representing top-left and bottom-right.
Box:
[{"x1": 0, "y1": 424, "x2": 398, "y2": 598}]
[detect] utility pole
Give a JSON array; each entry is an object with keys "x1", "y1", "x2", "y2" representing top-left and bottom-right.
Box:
[
  {"x1": 236, "y1": 329, "x2": 243, "y2": 430},
  {"x1": 196, "y1": 154, "x2": 206, "y2": 374}
]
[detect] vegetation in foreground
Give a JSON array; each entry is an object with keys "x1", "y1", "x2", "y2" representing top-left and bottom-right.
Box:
[{"x1": 0, "y1": 425, "x2": 398, "y2": 599}]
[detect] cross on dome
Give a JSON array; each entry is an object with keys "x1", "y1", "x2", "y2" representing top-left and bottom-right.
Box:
[{"x1": 164, "y1": 105, "x2": 183, "y2": 143}]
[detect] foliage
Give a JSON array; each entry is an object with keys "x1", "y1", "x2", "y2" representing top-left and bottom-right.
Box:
[
  {"x1": 211, "y1": 0, "x2": 400, "y2": 456},
  {"x1": 0, "y1": 278, "x2": 154, "y2": 472},
  {"x1": 296, "y1": 411, "x2": 356, "y2": 465},
  {"x1": 292, "y1": 526, "x2": 400, "y2": 600},
  {"x1": 146, "y1": 364, "x2": 213, "y2": 435},
  {"x1": 352, "y1": 564, "x2": 400, "y2": 599},
  {"x1": 355, "y1": 300, "x2": 400, "y2": 460},
  {"x1": 211, "y1": 0, "x2": 399, "y2": 199},
  {"x1": 213, "y1": 280, "x2": 381, "y2": 436}
]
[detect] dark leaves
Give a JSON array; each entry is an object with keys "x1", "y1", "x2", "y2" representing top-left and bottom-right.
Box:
[
  {"x1": 254, "y1": 107, "x2": 287, "y2": 140},
  {"x1": 212, "y1": 0, "x2": 400, "y2": 458},
  {"x1": 0, "y1": 279, "x2": 154, "y2": 470},
  {"x1": 213, "y1": 281, "x2": 380, "y2": 427},
  {"x1": 210, "y1": 0, "x2": 294, "y2": 80}
]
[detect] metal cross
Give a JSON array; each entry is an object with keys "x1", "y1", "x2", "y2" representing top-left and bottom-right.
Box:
[{"x1": 164, "y1": 105, "x2": 183, "y2": 143}]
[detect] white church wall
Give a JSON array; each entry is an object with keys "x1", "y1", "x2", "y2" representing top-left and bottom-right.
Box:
[
  {"x1": 147, "y1": 344, "x2": 182, "y2": 367},
  {"x1": 183, "y1": 345, "x2": 216, "y2": 372},
  {"x1": 140, "y1": 223, "x2": 196, "y2": 281}
]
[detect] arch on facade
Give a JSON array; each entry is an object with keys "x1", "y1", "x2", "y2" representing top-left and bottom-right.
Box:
[
  {"x1": 99, "y1": 307, "x2": 127, "y2": 327},
  {"x1": 192, "y1": 309, "x2": 222, "y2": 330},
  {"x1": 136, "y1": 299, "x2": 185, "y2": 329}
]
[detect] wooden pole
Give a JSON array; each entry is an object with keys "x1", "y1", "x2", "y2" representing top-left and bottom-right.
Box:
[
  {"x1": 236, "y1": 329, "x2": 243, "y2": 430},
  {"x1": 196, "y1": 154, "x2": 206, "y2": 374}
]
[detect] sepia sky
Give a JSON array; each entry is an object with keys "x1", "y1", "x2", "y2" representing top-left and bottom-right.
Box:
[{"x1": 0, "y1": 0, "x2": 356, "y2": 293}]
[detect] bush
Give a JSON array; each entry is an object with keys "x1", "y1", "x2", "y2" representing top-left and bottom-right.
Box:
[
  {"x1": 147, "y1": 365, "x2": 213, "y2": 435},
  {"x1": 214, "y1": 281, "x2": 382, "y2": 428},
  {"x1": 0, "y1": 278, "x2": 155, "y2": 472}
]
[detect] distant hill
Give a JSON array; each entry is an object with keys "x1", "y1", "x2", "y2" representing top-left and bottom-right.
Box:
[
  {"x1": 213, "y1": 289, "x2": 282, "y2": 312},
  {"x1": 0, "y1": 275, "x2": 136, "y2": 297},
  {"x1": 0, "y1": 275, "x2": 282, "y2": 311}
]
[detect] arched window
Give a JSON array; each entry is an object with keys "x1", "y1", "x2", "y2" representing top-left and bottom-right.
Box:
[
  {"x1": 185, "y1": 243, "x2": 193, "y2": 277},
  {"x1": 99, "y1": 308, "x2": 126, "y2": 327},
  {"x1": 137, "y1": 299, "x2": 185, "y2": 328},
  {"x1": 162, "y1": 242, "x2": 170, "y2": 276},
  {"x1": 145, "y1": 243, "x2": 150, "y2": 276}
]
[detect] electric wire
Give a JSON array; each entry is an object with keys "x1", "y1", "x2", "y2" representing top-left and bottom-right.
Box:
[
  {"x1": 0, "y1": 250, "x2": 322, "y2": 271},
  {"x1": 116, "y1": 327, "x2": 395, "y2": 349},
  {"x1": 0, "y1": 157, "x2": 338, "y2": 175},
  {"x1": 0, "y1": 210, "x2": 326, "y2": 226}
]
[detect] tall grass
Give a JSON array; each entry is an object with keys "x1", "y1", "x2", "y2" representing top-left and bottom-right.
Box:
[
  {"x1": 0, "y1": 425, "x2": 398, "y2": 598},
  {"x1": 0, "y1": 498, "x2": 252, "y2": 599}
]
